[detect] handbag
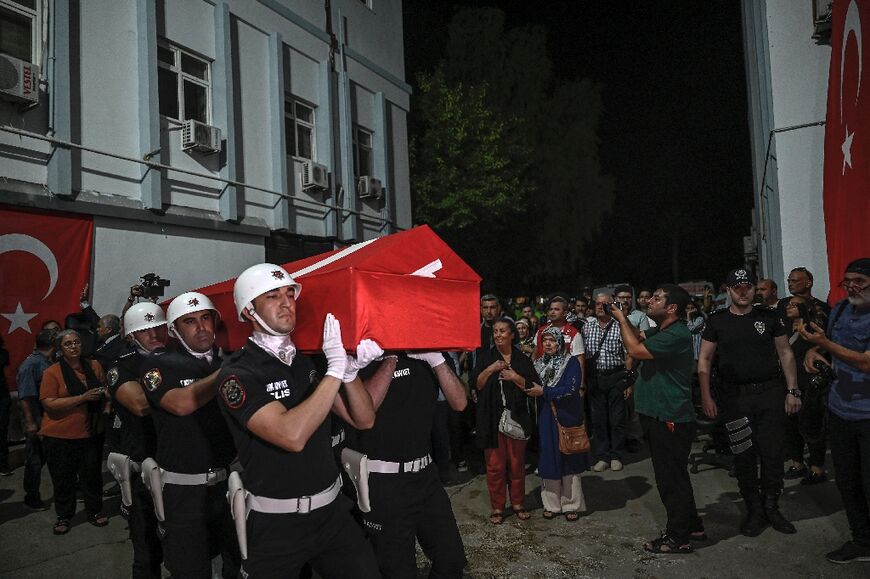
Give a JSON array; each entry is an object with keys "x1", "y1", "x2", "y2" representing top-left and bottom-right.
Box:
[
  {"x1": 498, "y1": 382, "x2": 529, "y2": 440},
  {"x1": 550, "y1": 400, "x2": 590, "y2": 454}
]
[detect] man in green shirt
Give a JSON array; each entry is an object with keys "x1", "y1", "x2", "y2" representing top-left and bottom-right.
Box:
[{"x1": 611, "y1": 284, "x2": 703, "y2": 554}]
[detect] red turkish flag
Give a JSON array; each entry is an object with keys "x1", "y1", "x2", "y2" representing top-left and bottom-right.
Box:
[
  {"x1": 824, "y1": 0, "x2": 870, "y2": 303},
  {"x1": 0, "y1": 207, "x2": 93, "y2": 390}
]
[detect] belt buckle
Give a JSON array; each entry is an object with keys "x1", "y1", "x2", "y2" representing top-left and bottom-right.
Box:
[
  {"x1": 206, "y1": 469, "x2": 218, "y2": 485},
  {"x1": 297, "y1": 495, "x2": 312, "y2": 514}
]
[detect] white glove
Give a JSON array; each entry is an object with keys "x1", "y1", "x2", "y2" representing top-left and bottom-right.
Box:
[
  {"x1": 407, "y1": 351, "x2": 445, "y2": 368},
  {"x1": 343, "y1": 339, "x2": 384, "y2": 383},
  {"x1": 322, "y1": 313, "x2": 347, "y2": 380}
]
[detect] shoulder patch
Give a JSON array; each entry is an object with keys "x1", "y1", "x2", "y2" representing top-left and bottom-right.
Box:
[
  {"x1": 107, "y1": 367, "x2": 119, "y2": 388},
  {"x1": 142, "y1": 368, "x2": 162, "y2": 391},
  {"x1": 220, "y1": 375, "x2": 246, "y2": 409}
]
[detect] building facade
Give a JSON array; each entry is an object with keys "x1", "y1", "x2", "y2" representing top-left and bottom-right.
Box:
[
  {"x1": 0, "y1": 0, "x2": 412, "y2": 314},
  {"x1": 741, "y1": 0, "x2": 832, "y2": 298}
]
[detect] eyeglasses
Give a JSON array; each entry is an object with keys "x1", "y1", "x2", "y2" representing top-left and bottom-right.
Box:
[
  {"x1": 61, "y1": 340, "x2": 82, "y2": 349},
  {"x1": 838, "y1": 278, "x2": 870, "y2": 291}
]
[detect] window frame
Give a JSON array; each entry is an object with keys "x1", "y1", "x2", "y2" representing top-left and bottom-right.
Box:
[
  {"x1": 0, "y1": 0, "x2": 41, "y2": 65},
  {"x1": 157, "y1": 41, "x2": 213, "y2": 124},
  {"x1": 352, "y1": 125, "x2": 374, "y2": 179},
  {"x1": 284, "y1": 95, "x2": 316, "y2": 162}
]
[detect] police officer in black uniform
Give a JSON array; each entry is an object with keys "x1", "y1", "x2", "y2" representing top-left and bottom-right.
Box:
[
  {"x1": 353, "y1": 351, "x2": 467, "y2": 578},
  {"x1": 140, "y1": 291, "x2": 240, "y2": 579},
  {"x1": 217, "y1": 263, "x2": 380, "y2": 578},
  {"x1": 107, "y1": 302, "x2": 167, "y2": 579},
  {"x1": 699, "y1": 268, "x2": 802, "y2": 537}
]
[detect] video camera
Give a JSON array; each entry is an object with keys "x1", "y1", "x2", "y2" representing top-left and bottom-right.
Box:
[{"x1": 132, "y1": 273, "x2": 171, "y2": 300}]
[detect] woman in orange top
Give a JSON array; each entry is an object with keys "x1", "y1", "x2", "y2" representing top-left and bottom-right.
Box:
[{"x1": 40, "y1": 329, "x2": 110, "y2": 535}]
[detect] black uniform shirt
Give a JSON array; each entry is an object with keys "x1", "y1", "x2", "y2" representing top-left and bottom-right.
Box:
[
  {"x1": 107, "y1": 351, "x2": 157, "y2": 462},
  {"x1": 141, "y1": 347, "x2": 236, "y2": 473},
  {"x1": 702, "y1": 307, "x2": 786, "y2": 385},
  {"x1": 356, "y1": 355, "x2": 439, "y2": 462},
  {"x1": 217, "y1": 340, "x2": 337, "y2": 499}
]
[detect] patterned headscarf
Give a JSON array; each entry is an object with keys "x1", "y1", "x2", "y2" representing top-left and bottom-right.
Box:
[{"x1": 534, "y1": 326, "x2": 570, "y2": 388}]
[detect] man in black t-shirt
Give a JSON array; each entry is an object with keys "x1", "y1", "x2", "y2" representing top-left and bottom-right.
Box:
[
  {"x1": 109, "y1": 302, "x2": 167, "y2": 579},
  {"x1": 699, "y1": 268, "x2": 801, "y2": 537},
  {"x1": 216, "y1": 263, "x2": 380, "y2": 578},
  {"x1": 139, "y1": 292, "x2": 240, "y2": 579},
  {"x1": 354, "y1": 352, "x2": 468, "y2": 578}
]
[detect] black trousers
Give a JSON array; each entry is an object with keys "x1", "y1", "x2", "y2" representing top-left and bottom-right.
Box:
[
  {"x1": 640, "y1": 415, "x2": 702, "y2": 543},
  {"x1": 23, "y1": 433, "x2": 44, "y2": 501},
  {"x1": 362, "y1": 465, "x2": 466, "y2": 579},
  {"x1": 43, "y1": 435, "x2": 103, "y2": 520},
  {"x1": 589, "y1": 370, "x2": 627, "y2": 461},
  {"x1": 721, "y1": 385, "x2": 786, "y2": 500},
  {"x1": 783, "y1": 388, "x2": 827, "y2": 468},
  {"x1": 0, "y1": 395, "x2": 10, "y2": 468},
  {"x1": 160, "y1": 481, "x2": 240, "y2": 579},
  {"x1": 243, "y1": 495, "x2": 379, "y2": 578},
  {"x1": 128, "y1": 476, "x2": 162, "y2": 579},
  {"x1": 829, "y1": 412, "x2": 870, "y2": 547}
]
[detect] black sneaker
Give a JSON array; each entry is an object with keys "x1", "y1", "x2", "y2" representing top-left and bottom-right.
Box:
[
  {"x1": 0, "y1": 465, "x2": 13, "y2": 477},
  {"x1": 826, "y1": 541, "x2": 870, "y2": 564},
  {"x1": 24, "y1": 497, "x2": 48, "y2": 511},
  {"x1": 784, "y1": 465, "x2": 807, "y2": 480}
]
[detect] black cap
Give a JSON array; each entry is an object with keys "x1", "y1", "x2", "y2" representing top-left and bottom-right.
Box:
[
  {"x1": 845, "y1": 257, "x2": 870, "y2": 276},
  {"x1": 726, "y1": 268, "x2": 756, "y2": 287}
]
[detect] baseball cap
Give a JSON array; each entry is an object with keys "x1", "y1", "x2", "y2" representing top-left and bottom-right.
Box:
[{"x1": 726, "y1": 268, "x2": 757, "y2": 287}]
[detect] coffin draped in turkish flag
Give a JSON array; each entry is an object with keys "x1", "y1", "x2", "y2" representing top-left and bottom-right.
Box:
[
  {"x1": 1, "y1": 208, "x2": 93, "y2": 390},
  {"x1": 823, "y1": 0, "x2": 870, "y2": 303},
  {"x1": 197, "y1": 225, "x2": 482, "y2": 352}
]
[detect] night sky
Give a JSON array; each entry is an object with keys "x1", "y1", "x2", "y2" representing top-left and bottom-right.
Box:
[{"x1": 403, "y1": 0, "x2": 754, "y2": 291}]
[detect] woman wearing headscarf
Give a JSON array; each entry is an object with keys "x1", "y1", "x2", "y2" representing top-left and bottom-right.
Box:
[
  {"x1": 535, "y1": 326, "x2": 590, "y2": 521},
  {"x1": 471, "y1": 317, "x2": 543, "y2": 524},
  {"x1": 516, "y1": 317, "x2": 535, "y2": 358},
  {"x1": 40, "y1": 329, "x2": 110, "y2": 535}
]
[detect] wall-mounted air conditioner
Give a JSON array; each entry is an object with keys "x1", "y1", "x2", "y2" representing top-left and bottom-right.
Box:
[
  {"x1": 0, "y1": 53, "x2": 39, "y2": 105},
  {"x1": 302, "y1": 161, "x2": 329, "y2": 191},
  {"x1": 358, "y1": 176, "x2": 383, "y2": 200},
  {"x1": 181, "y1": 119, "x2": 221, "y2": 154}
]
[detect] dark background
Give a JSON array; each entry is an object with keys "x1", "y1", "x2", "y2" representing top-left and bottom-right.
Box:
[{"x1": 403, "y1": 0, "x2": 754, "y2": 293}]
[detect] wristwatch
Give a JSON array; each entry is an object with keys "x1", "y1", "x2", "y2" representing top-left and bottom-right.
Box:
[{"x1": 787, "y1": 389, "x2": 802, "y2": 399}]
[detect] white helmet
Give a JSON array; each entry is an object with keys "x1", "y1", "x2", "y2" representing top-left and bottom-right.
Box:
[
  {"x1": 233, "y1": 263, "x2": 301, "y2": 321},
  {"x1": 167, "y1": 291, "x2": 218, "y2": 327},
  {"x1": 124, "y1": 302, "x2": 167, "y2": 336}
]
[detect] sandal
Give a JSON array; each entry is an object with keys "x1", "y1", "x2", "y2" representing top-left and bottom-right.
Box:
[
  {"x1": 662, "y1": 528, "x2": 707, "y2": 541},
  {"x1": 489, "y1": 511, "x2": 505, "y2": 525},
  {"x1": 565, "y1": 511, "x2": 581, "y2": 522},
  {"x1": 511, "y1": 506, "x2": 531, "y2": 521},
  {"x1": 644, "y1": 534, "x2": 694, "y2": 554},
  {"x1": 53, "y1": 519, "x2": 71, "y2": 535},
  {"x1": 542, "y1": 510, "x2": 559, "y2": 520},
  {"x1": 88, "y1": 513, "x2": 109, "y2": 527}
]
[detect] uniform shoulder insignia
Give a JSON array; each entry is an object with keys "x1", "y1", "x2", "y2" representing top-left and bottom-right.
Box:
[
  {"x1": 107, "y1": 367, "x2": 120, "y2": 388},
  {"x1": 220, "y1": 375, "x2": 246, "y2": 409},
  {"x1": 142, "y1": 368, "x2": 162, "y2": 391}
]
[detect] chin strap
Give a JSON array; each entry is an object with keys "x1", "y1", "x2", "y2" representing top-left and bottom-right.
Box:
[
  {"x1": 250, "y1": 331, "x2": 296, "y2": 366},
  {"x1": 167, "y1": 325, "x2": 214, "y2": 364}
]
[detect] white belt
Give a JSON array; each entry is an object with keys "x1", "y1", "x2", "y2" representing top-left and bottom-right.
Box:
[
  {"x1": 331, "y1": 429, "x2": 345, "y2": 448},
  {"x1": 367, "y1": 454, "x2": 432, "y2": 474},
  {"x1": 248, "y1": 475, "x2": 342, "y2": 515},
  {"x1": 161, "y1": 467, "x2": 228, "y2": 486}
]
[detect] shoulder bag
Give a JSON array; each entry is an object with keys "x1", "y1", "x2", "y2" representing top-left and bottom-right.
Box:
[
  {"x1": 550, "y1": 400, "x2": 590, "y2": 454},
  {"x1": 498, "y1": 381, "x2": 529, "y2": 440}
]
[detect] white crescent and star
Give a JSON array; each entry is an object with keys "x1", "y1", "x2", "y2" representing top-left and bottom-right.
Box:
[
  {"x1": 840, "y1": 0, "x2": 863, "y2": 174},
  {"x1": 0, "y1": 233, "x2": 61, "y2": 335}
]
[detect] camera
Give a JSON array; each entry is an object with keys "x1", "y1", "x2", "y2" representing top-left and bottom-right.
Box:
[
  {"x1": 134, "y1": 273, "x2": 171, "y2": 300},
  {"x1": 602, "y1": 301, "x2": 623, "y2": 315},
  {"x1": 808, "y1": 360, "x2": 836, "y2": 393}
]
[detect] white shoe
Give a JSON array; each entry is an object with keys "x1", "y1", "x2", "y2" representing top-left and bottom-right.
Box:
[
  {"x1": 593, "y1": 460, "x2": 608, "y2": 472},
  {"x1": 610, "y1": 459, "x2": 623, "y2": 471}
]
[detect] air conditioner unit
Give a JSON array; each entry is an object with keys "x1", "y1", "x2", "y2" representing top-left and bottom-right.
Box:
[
  {"x1": 0, "y1": 53, "x2": 39, "y2": 105},
  {"x1": 181, "y1": 119, "x2": 221, "y2": 153},
  {"x1": 357, "y1": 176, "x2": 383, "y2": 200},
  {"x1": 301, "y1": 161, "x2": 329, "y2": 191}
]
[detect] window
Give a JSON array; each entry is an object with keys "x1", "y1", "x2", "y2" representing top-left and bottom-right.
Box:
[
  {"x1": 352, "y1": 126, "x2": 373, "y2": 178},
  {"x1": 284, "y1": 98, "x2": 315, "y2": 160},
  {"x1": 157, "y1": 42, "x2": 211, "y2": 123},
  {"x1": 0, "y1": 0, "x2": 39, "y2": 63}
]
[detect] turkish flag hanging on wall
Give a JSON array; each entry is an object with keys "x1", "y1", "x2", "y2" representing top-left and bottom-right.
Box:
[
  {"x1": 0, "y1": 207, "x2": 93, "y2": 390},
  {"x1": 823, "y1": 0, "x2": 870, "y2": 303}
]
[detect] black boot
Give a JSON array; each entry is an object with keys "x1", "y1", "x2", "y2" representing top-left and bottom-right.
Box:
[
  {"x1": 740, "y1": 497, "x2": 768, "y2": 537},
  {"x1": 764, "y1": 494, "x2": 796, "y2": 534}
]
